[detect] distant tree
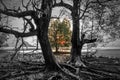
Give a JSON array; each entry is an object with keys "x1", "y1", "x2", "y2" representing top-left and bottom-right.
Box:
[
  {"x1": 49, "y1": 18, "x2": 71, "y2": 53},
  {"x1": 91, "y1": 0, "x2": 120, "y2": 44}
]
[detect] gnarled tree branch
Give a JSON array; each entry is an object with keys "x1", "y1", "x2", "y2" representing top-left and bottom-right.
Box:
[
  {"x1": 83, "y1": 38, "x2": 97, "y2": 44},
  {"x1": 0, "y1": 27, "x2": 37, "y2": 37},
  {"x1": 0, "y1": 9, "x2": 36, "y2": 18}
]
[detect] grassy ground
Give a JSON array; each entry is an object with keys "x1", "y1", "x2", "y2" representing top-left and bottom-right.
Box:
[{"x1": 0, "y1": 51, "x2": 120, "y2": 80}]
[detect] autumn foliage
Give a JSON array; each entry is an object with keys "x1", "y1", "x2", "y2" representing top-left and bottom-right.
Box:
[{"x1": 49, "y1": 18, "x2": 71, "y2": 52}]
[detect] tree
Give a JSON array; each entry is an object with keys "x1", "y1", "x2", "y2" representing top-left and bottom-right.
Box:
[
  {"x1": 0, "y1": 0, "x2": 61, "y2": 70},
  {"x1": 49, "y1": 18, "x2": 71, "y2": 53},
  {"x1": 0, "y1": 2, "x2": 82, "y2": 79},
  {"x1": 90, "y1": 0, "x2": 120, "y2": 46},
  {"x1": 67, "y1": 0, "x2": 97, "y2": 67},
  {"x1": 53, "y1": 0, "x2": 113, "y2": 67},
  {"x1": 0, "y1": 1, "x2": 80, "y2": 79},
  {"x1": 70, "y1": 0, "x2": 119, "y2": 67}
]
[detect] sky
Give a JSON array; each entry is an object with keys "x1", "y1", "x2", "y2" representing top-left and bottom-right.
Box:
[{"x1": 0, "y1": 0, "x2": 73, "y2": 46}]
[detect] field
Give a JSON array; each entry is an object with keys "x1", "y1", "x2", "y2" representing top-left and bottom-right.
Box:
[{"x1": 95, "y1": 49, "x2": 120, "y2": 58}]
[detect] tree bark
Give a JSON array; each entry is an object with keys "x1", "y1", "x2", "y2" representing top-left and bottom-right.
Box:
[
  {"x1": 69, "y1": 0, "x2": 85, "y2": 67},
  {"x1": 55, "y1": 44, "x2": 59, "y2": 53},
  {"x1": 35, "y1": 0, "x2": 61, "y2": 70}
]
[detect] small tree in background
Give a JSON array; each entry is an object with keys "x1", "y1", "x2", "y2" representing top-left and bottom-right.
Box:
[{"x1": 49, "y1": 18, "x2": 71, "y2": 53}]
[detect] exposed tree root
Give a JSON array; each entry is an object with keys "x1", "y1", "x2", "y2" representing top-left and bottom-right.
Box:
[
  {"x1": 60, "y1": 63, "x2": 77, "y2": 73},
  {"x1": 68, "y1": 56, "x2": 86, "y2": 68},
  {"x1": 44, "y1": 63, "x2": 80, "y2": 80},
  {"x1": 75, "y1": 59, "x2": 86, "y2": 67},
  {"x1": 0, "y1": 61, "x2": 79, "y2": 80},
  {"x1": 61, "y1": 67, "x2": 80, "y2": 80},
  {"x1": 1, "y1": 61, "x2": 120, "y2": 80},
  {"x1": 60, "y1": 62, "x2": 120, "y2": 79}
]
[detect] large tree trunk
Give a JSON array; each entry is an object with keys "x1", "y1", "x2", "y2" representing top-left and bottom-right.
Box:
[
  {"x1": 69, "y1": 0, "x2": 86, "y2": 67},
  {"x1": 70, "y1": 25, "x2": 86, "y2": 67},
  {"x1": 37, "y1": 26, "x2": 60, "y2": 70},
  {"x1": 36, "y1": 0, "x2": 61, "y2": 70}
]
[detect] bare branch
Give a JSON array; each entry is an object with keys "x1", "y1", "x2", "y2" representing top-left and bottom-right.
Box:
[
  {"x1": 83, "y1": 38, "x2": 97, "y2": 44},
  {"x1": 0, "y1": 0, "x2": 7, "y2": 10},
  {"x1": 52, "y1": 2, "x2": 73, "y2": 11},
  {"x1": 90, "y1": 0, "x2": 112, "y2": 5},
  {"x1": 0, "y1": 27, "x2": 37, "y2": 37},
  {"x1": 0, "y1": 9, "x2": 36, "y2": 18},
  {"x1": 79, "y1": 0, "x2": 112, "y2": 19},
  {"x1": 22, "y1": 0, "x2": 32, "y2": 11},
  {"x1": 11, "y1": 38, "x2": 22, "y2": 61},
  {"x1": 21, "y1": 38, "x2": 28, "y2": 53},
  {"x1": 22, "y1": 0, "x2": 27, "y2": 10},
  {"x1": 79, "y1": 0, "x2": 90, "y2": 19},
  {"x1": 97, "y1": 0, "x2": 104, "y2": 6},
  {"x1": 31, "y1": 0, "x2": 43, "y2": 12},
  {"x1": 23, "y1": 17, "x2": 35, "y2": 31},
  {"x1": 22, "y1": 19, "x2": 28, "y2": 33}
]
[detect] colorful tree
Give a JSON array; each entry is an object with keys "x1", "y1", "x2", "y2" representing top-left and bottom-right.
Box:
[{"x1": 49, "y1": 18, "x2": 71, "y2": 53}]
